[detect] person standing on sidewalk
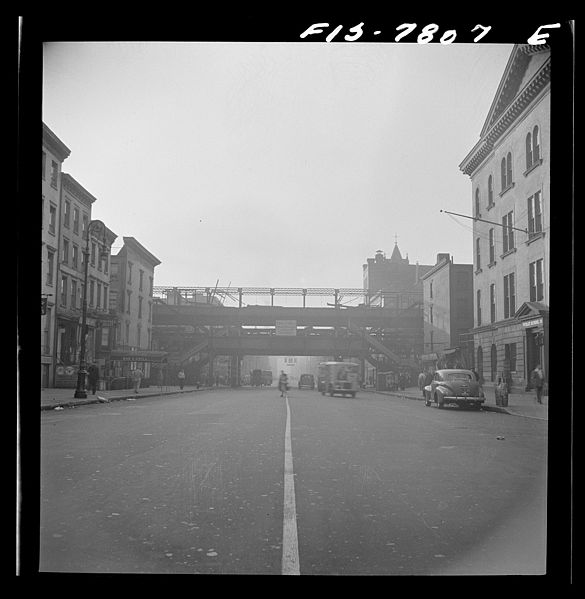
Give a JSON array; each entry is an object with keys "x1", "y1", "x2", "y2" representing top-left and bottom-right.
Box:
[
  {"x1": 531, "y1": 364, "x2": 545, "y2": 404},
  {"x1": 87, "y1": 363, "x2": 100, "y2": 395},
  {"x1": 131, "y1": 366, "x2": 144, "y2": 394},
  {"x1": 177, "y1": 369, "x2": 186, "y2": 390}
]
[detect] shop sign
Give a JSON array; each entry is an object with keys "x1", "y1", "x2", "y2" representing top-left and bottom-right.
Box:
[{"x1": 522, "y1": 317, "x2": 543, "y2": 328}]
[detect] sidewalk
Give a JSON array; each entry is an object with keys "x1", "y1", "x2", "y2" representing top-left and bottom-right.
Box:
[
  {"x1": 363, "y1": 385, "x2": 548, "y2": 421},
  {"x1": 39, "y1": 384, "x2": 216, "y2": 411}
]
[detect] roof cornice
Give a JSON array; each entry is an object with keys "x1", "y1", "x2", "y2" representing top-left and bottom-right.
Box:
[
  {"x1": 459, "y1": 57, "x2": 550, "y2": 177},
  {"x1": 61, "y1": 173, "x2": 98, "y2": 207},
  {"x1": 122, "y1": 236, "x2": 162, "y2": 267},
  {"x1": 43, "y1": 123, "x2": 71, "y2": 162}
]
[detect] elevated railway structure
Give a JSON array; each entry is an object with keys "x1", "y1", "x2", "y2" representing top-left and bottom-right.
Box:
[{"x1": 151, "y1": 286, "x2": 423, "y2": 385}]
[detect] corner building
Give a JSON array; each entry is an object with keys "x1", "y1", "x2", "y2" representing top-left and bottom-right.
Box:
[{"x1": 459, "y1": 44, "x2": 550, "y2": 392}]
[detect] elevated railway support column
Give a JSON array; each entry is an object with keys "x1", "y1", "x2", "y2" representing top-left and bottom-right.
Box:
[{"x1": 230, "y1": 354, "x2": 241, "y2": 388}]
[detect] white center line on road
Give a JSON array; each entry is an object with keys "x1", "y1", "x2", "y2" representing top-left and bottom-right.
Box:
[{"x1": 282, "y1": 396, "x2": 300, "y2": 575}]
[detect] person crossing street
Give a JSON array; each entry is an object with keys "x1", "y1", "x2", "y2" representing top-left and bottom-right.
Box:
[{"x1": 278, "y1": 371, "x2": 289, "y2": 398}]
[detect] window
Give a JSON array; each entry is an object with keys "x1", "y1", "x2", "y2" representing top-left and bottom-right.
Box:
[
  {"x1": 126, "y1": 290, "x2": 132, "y2": 314},
  {"x1": 50, "y1": 161, "x2": 59, "y2": 188},
  {"x1": 63, "y1": 200, "x2": 70, "y2": 228},
  {"x1": 487, "y1": 175, "x2": 494, "y2": 207},
  {"x1": 139, "y1": 269, "x2": 144, "y2": 292},
  {"x1": 490, "y1": 283, "x2": 496, "y2": 323},
  {"x1": 532, "y1": 126, "x2": 541, "y2": 162},
  {"x1": 91, "y1": 242, "x2": 96, "y2": 266},
  {"x1": 527, "y1": 125, "x2": 541, "y2": 170},
  {"x1": 503, "y1": 272, "x2": 516, "y2": 319},
  {"x1": 475, "y1": 188, "x2": 481, "y2": 217},
  {"x1": 61, "y1": 276, "x2": 68, "y2": 306},
  {"x1": 528, "y1": 191, "x2": 543, "y2": 237},
  {"x1": 504, "y1": 343, "x2": 517, "y2": 372},
  {"x1": 475, "y1": 238, "x2": 481, "y2": 270},
  {"x1": 489, "y1": 228, "x2": 495, "y2": 264},
  {"x1": 72, "y1": 245, "x2": 79, "y2": 269},
  {"x1": 128, "y1": 262, "x2": 133, "y2": 285},
  {"x1": 430, "y1": 305, "x2": 433, "y2": 324},
  {"x1": 138, "y1": 296, "x2": 143, "y2": 319},
  {"x1": 82, "y1": 214, "x2": 88, "y2": 240},
  {"x1": 42, "y1": 151, "x2": 46, "y2": 179},
  {"x1": 490, "y1": 344, "x2": 497, "y2": 382},
  {"x1": 125, "y1": 322, "x2": 130, "y2": 346},
  {"x1": 104, "y1": 254, "x2": 109, "y2": 274},
  {"x1": 73, "y1": 207, "x2": 80, "y2": 234},
  {"x1": 137, "y1": 323, "x2": 142, "y2": 347},
  {"x1": 149, "y1": 276, "x2": 153, "y2": 296},
  {"x1": 529, "y1": 259, "x2": 544, "y2": 302},
  {"x1": 502, "y1": 211, "x2": 515, "y2": 253},
  {"x1": 89, "y1": 280, "x2": 95, "y2": 307},
  {"x1": 47, "y1": 250, "x2": 54, "y2": 285},
  {"x1": 62, "y1": 239, "x2": 69, "y2": 264},
  {"x1": 49, "y1": 204, "x2": 57, "y2": 234},
  {"x1": 148, "y1": 301, "x2": 152, "y2": 323},
  {"x1": 429, "y1": 281, "x2": 433, "y2": 299},
  {"x1": 71, "y1": 280, "x2": 77, "y2": 310},
  {"x1": 477, "y1": 346, "x2": 483, "y2": 380},
  {"x1": 97, "y1": 283, "x2": 102, "y2": 309},
  {"x1": 476, "y1": 289, "x2": 482, "y2": 326},
  {"x1": 500, "y1": 152, "x2": 513, "y2": 191},
  {"x1": 103, "y1": 285, "x2": 108, "y2": 310}
]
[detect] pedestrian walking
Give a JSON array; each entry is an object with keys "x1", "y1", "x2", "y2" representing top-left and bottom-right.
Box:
[
  {"x1": 177, "y1": 369, "x2": 186, "y2": 390},
  {"x1": 278, "y1": 371, "x2": 289, "y2": 398},
  {"x1": 418, "y1": 371, "x2": 426, "y2": 394},
  {"x1": 531, "y1": 364, "x2": 545, "y2": 404},
  {"x1": 131, "y1": 366, "x2": 144, "y2": 393},
  {"x1": 87, "y1": 363, "x2": 99, "y2": 395}
]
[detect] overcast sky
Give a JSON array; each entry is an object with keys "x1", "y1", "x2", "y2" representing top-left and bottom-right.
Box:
[{"x1": 42, "y1": 41, "x2": 514, "y2": 290}]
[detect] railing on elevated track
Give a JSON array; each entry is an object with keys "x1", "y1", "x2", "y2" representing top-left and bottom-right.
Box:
[{"x1": 153, "y1": 286, "x2": 422, "y2": 311}]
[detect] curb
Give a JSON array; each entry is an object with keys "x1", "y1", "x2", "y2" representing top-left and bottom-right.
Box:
[
  {"x1": 362, "y1": 388, "x2": 513, "y2": 415},
  {"x1": 41, "y1": 387, "x2": 214, "y2": 411}
]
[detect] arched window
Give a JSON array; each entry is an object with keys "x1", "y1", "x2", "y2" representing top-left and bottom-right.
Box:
[
  {"x1": 475, "y1": 188, "x2": 481, "y2": 216},
  {"x1": 476, "y1": 237, "x2": 481, "y2": 270},
  {"x1": 491, "y1": 343, "x2": 497, "y2": 382},
  {"x1": 526, "y1": 132, "x2": 533, "y2": 169},
  {"x1": 488, "y1": 175, "x2": 493, "y2": 206},
  {"x1": 501, "y1": 157, "x2": 507, "y2": 191},
  {"x1": 532, "y1": 125, "x2": 540, "y2": 162},
  {"x1": 477, "y1": 346, "x2": 483, "y2": 381},
  {"x1": 506, "y1": 152, "x2": 512, "y2": 187}
]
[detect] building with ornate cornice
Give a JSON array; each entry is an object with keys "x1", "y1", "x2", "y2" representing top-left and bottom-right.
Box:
[
  {"x1": 53, "y1": 173, "x2": 118, "y2": 388},
  {"x1": 42, "y1": 123, "x2": 71, "y2": 388},
  {"x1": 459, "y1": 44, "x2": 550, "y2": 392},
  {"x1": 109, "y1": 237, "x2": 162, "y2": 381}
]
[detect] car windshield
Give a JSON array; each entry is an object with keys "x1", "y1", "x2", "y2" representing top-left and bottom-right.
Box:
[{"x1": 446, "y1": 372, "x2": 473, "y2": 382}]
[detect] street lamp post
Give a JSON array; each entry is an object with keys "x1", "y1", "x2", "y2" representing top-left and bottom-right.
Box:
[{"x1": 74, "y1": 219, "x2": 108, "y2": 399}]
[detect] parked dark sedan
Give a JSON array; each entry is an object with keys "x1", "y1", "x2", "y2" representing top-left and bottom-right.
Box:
[{"x1": 424, "y1": 369, "x2": 485, "y2": 410}]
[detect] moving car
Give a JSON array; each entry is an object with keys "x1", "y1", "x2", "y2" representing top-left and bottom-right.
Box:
[
  {"x1": 320, "y1": 361, "x2": 359, "y2": 398},
  {"x1": 424, "y1": 369, "x2": 485, "y2": 410},
  {"x1": 298, "y1": 373, "x2": 315, "y2": 390}
]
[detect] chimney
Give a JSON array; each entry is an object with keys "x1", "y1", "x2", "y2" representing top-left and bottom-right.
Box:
[{"x1": 436, "y1": 252, "x2": 450, "y2": 264}]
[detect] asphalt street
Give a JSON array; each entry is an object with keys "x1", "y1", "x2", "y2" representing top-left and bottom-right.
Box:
[{"x1": 39, "y1": 386, "x2": 547, "y2": 575}]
